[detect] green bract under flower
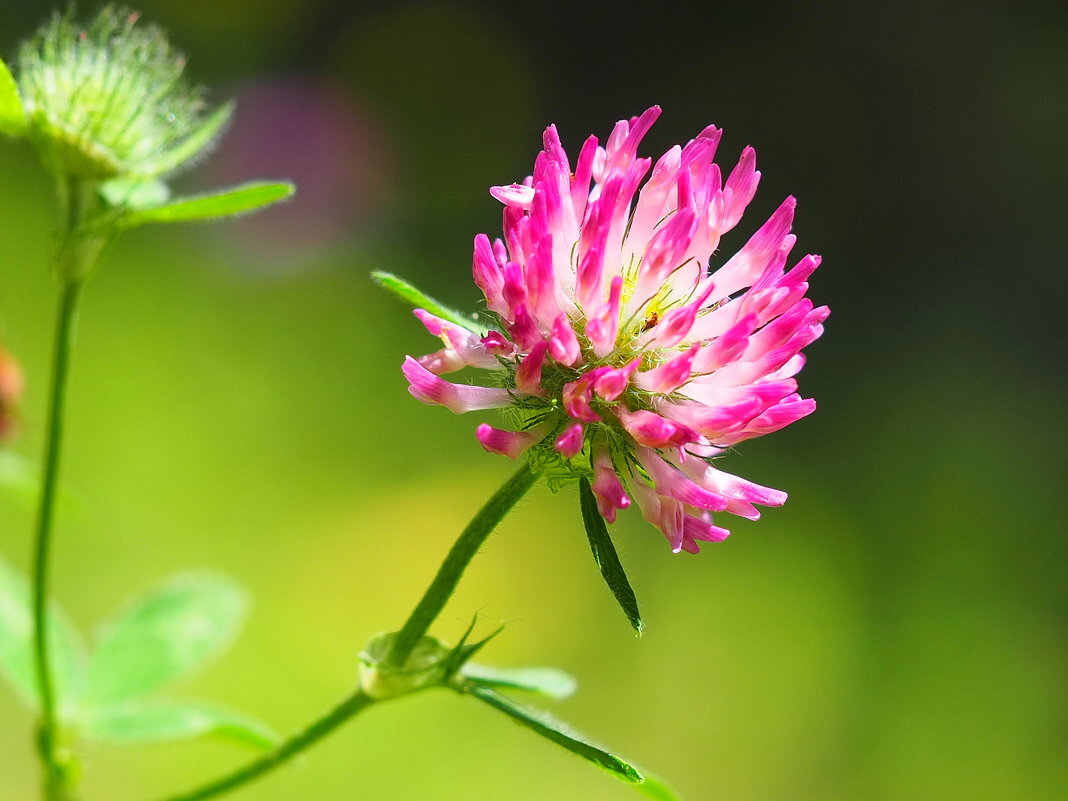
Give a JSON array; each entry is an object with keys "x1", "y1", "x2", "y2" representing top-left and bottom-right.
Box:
[{"x1": 10, "y1": 6, "x2": 231, "y2": 180}]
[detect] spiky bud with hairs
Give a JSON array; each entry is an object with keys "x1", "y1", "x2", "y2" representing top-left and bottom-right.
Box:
[
  {"x1": 3, "y1": 5, "x2": 231, "y2": 180},
  {"x1": 0, "y1": 6, "x2": 292, "y2": 283}
]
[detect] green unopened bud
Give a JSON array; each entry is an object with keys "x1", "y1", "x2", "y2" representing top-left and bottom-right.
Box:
[
  {"x1": 358, "y1": 633, "x2": 454, "y2": 700},
  {"x1": 12, "y1": 6, "x2": 230, "y2": 180}
]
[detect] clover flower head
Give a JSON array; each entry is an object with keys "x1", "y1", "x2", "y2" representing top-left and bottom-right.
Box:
[
  {"x1": 404, "y1": 107, "x2": 827, "y2": 553},
  {"x1": 9, "y1": 5, "x2": 229, "y2": 180}
]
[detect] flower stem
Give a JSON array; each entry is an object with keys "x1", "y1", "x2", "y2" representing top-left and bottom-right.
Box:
[
  {"x1": 150, "y1": 461, "x2": 541, "y2": 801},
  {"x1": 385, "y1": 460, "x2": 541, "y2": 667},
  {"x1": 33, "y1": 175, "x2": 102, "y2": 801},
  {"x1": 32, "y1": 278, "x2": 83, "y2": 801},
  {"x1": 155, "y1": 690, "x2": 375, "y2": 801}
]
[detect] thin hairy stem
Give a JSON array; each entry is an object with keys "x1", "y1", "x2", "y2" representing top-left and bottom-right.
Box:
[
  {"x1": 386, "y1": 460, "x2": 541, "y2": 667},
  {"x1": 150, "y1": 463, "x2": 541, "y2": 801},
  {"x1": 153, "y1": 691, "x2": 375, "y2": 801},
  {"x1": 31, "y1": 278, "x2": 82, "y2": 801}
]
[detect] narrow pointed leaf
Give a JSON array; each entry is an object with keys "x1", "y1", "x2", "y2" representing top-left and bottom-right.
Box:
[
  {"x1": 144, "y1": 101, "x2": 234, "y2": 176},
  {"x1": 0, "y1": 57, "x2": 26, "y2": 137},
  {"x1": 0, "y1": 556, "x2": 86, "y2": 717},
  {"x1": 446, "y1": 626, "x2": 503, "y2": 678},
  {"x1": 465, "y1": 683, "x2": 643, "y2": 783},
  {"x1": 99, "y1": 177, "x2": 170, "y2": 210},
  {"x1": 579, "y1": 477, "x2": 643, "y2": 635},
  {"x1": 463, "y1": 664, "x2": 577, "y2": 699},
  {"x1": 85, "y1": 700, "x2": 278, "y2": 749},
  {"x1": 372, "y1": 270, "x2": 485, "y2": 334},
  {"x1": 442, "y1": 615, "x2": 505, "y2": 681},
  {"x1": 439, "y1": 615, "x2": 479, "y2": 681},
  {"x1": 119, "y1": 182, "x2": 294, "y2": 228},
  {"x1": 85, "y1": 571, "x2": 247, "y2": 706}
]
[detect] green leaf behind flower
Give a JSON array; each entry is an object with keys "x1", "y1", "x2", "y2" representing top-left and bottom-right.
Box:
[
  {"x1": 579, "y1": 477, "x2": 643, "y2": 635},
  {"x1": 463, "y1": 664, "x2": 577, "y2": 699},
  {"x1": 84, "y1": 700, "x2": 277, "y2": 749},
  {"x1": 144, "y1": 100, "x2": 235, "y2": 177},
  {"x1": 633, "y1": 771, "x2": 687, "y2": 801},
  {"x1": 85, "y1": 571, "x2": 247, "y2": 706},
  {"x1": 98, "y1": 177, "x2": 171, "y2": 211},
  {"x1": 0, "y1": 452, "x2": 38, "y2": 507},
  {"x1": 465, "y1": 683, "x2": 683, "y2": 799},
  {"x1": 0, "y1": 57, "x2": 26, "y2": 137},
  {"x1": 0, "y1": 555, "x2": 86, "y2": 717},
  {"x1": 466, "y1": 683, "x2": 641, "y2": 780},
  {"x1": 372, "y1": 270, "x2": 486, "y2": 334},
  {"x1": 118, "y1": 181, "x2": 294, "y2": 228}
]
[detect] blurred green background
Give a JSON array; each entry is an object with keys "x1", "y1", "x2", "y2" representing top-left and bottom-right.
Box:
[{"x1": 1, "y1": 1, "x2": 1065, "y2": 799}]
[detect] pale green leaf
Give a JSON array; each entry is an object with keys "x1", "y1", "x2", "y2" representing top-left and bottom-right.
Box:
[
  {"x1": 579, "y1": 477, "x2": 643, "y2": 635},
  {"x1": 467, "y1": 683, "x2": 683, "y2": 799},
  {"x1": 0, "y1": 57, "x2": 26, "y2": 137},
  {"x1": 85, "y1": 700, "x2": 277, "y2": 749},
  {"x1": 0, "y1": 555, "x2": 86, "y2": 718},
  {"x1": 0, "y1": 452, "x2": 38, "y2": 506},
  {"x1": 118, "y1": 182, "x2": 294, "y2": 228},
  {"x1": 463, "y1": 664, "x2": 577, "y2": 699},
  {"x1": 372, "y1": 271, "x2": 486, "y2": 334},
  {"x1": 466, "y1": 684, "x2": 643, "y2": 782},
  {"x1": 98, "y1": 177, "x2": 170, "y2": 210},
  {"x1": 634, "y1": 771, "x2": 686, "y2": 801},
  {"x1": 85, "y1": 571, "x2": 247, "y2": 706},
  {"x1": 144, "y1": 101, "x2": 234, "y2": 176}
]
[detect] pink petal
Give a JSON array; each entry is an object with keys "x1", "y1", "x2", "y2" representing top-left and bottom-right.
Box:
[
  {"x1": 714, "y1": 146, "x2": 760, "y2": 234},
  {"x1": 680, "y1": 514, "x2": 731, "y2": 552},
  {"x1": 571, "y1": 135, "x2": 599, "y2": 220},
  {"x1": 619, "y1": 409, "x2": 701, "y2": 449},
  {"x1": 476, "y1": 423, "x2": 548, "y2": 459},
  {"x1": 490, "y1": 183, "x2": 535, "y2": 209},
  {"x1": 690, "y1": 314, "x2": 758, "y2": 373},
  {"x1": 636, "y1": 449, "x2": 730, "y2": 512},
  {"x1": 413, "y1": 309, "x2": 497, "y2": 372},
  {"x1": 561, "y1": 376, "x2": 602, "y2": 422},
  {"x1": 554, "y1": 423, "x2": 585, "y2": 458},
  {"x1": 516, "y1": 341, "x2": 549, "y2": 396},
  {"x1": 473, "y1": 234, "x2": 506, "y2": 315},
  {"x1": 592, "y1": 445, "x2": 631, "y2": 523},
  {"x1": 631, "y1": 480, "x2": 685, "y2": 552},
  {"x1": 481, "y1": 331, "x2": 516, "y2": 357},
  {"x1": 710, "y1": 196, "x2": 796, "y2": 298},
  {"x1": 717, "y1": 397, "x2": 817, "y2": 445},
  {"x1": 402, "y1": 356, "x2": 514, "y2": 414},
  {"x1": 636, "y1": 345, "x2": 700, "y2": 393},
  {"x1": 592, "y1": 359, "x2": 640, "y2": 401},
  {"x1": 549, "y1": 314, "x2": 581, "y2": 366},
  {"x1": 507, "y1": 304, "x2": 543, "y2": 350},
  {"x1": 585, "y1": 275, "x2": 624, "y2": 357},
  {"x1": 642, "y1": 283, "x2": 716, "y2": 349}
]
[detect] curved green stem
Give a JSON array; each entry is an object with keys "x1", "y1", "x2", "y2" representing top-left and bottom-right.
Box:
[
  {"x1": 155, "y1": 691, "x2": 375, "y2": 801},
  {"x1": 152, "y1": 461, "x2": 541, "y2": 801},
  {"x1": 33, "y1": 175, "x2": 104, "y2": 801},
  {"x1": 32, "y1": 278, "x2": 83, "y2": 801},
  {"x1": 385, "y1": 460, "x2": 541, "y2": 667}
]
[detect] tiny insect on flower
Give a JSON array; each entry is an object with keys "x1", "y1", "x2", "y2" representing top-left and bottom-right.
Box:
[{"x1": 403, "y1": 107, "x2": 828, "y2": 553}]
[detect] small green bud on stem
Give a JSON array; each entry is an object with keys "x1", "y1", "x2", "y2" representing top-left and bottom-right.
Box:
[{"x1": 13, "y1": 6, "x2": 230, "y2": 181}]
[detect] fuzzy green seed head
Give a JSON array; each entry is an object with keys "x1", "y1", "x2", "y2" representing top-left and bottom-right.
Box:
[{"x1": 14, "y1": 6, "x2": 228, "y2": 180}]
